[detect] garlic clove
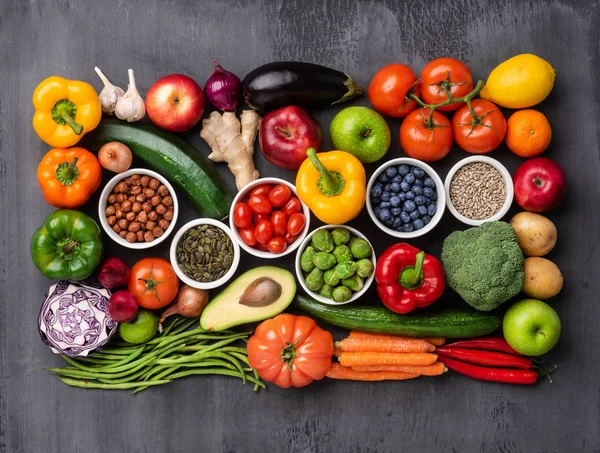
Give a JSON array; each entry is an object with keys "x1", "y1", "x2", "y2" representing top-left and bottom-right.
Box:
[
  {"x1": 95, "y1": 66, "x2": 125, "y2": 115},
  {"x1": 115, "y1": 69, "x2": 146, "y2": 122}
]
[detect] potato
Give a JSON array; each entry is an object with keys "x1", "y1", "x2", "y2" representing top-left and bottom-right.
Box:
[
  {"x1": 510, "y1": 212, "x2": 557, "y2": 256},
  {"x1": 523, "y1": 257, "x2": 563, "y2": 299}
]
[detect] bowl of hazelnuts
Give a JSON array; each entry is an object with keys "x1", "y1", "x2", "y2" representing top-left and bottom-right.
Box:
[{"x1": 98, "y1": 168, "x2": 179, "y2": 249}]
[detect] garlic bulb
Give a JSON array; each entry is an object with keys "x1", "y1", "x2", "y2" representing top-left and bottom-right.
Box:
[
  {"x1": 94, "y1": 66, "x2": 125, "y2": 115},
  {"x1": 115, "y1": 69, "x2": 146, "y2": 122}
]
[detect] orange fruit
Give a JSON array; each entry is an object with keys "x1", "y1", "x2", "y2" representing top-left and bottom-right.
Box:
[{"x1": 505, "y1": 109, "x2": 552, "y2": 157}]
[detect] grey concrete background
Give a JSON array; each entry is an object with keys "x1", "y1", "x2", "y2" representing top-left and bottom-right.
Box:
[{"x1": 1, "y1": 0, "x2": 599, "y2": 452}]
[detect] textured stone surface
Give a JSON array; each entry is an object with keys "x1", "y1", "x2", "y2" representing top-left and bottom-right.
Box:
[{"x1": 1, "y1": 0, "x2": 598, "y2": 452}]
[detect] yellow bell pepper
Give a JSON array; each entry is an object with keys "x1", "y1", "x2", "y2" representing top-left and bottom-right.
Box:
[
  {"x1": 32, "y1": 76, "x2": 102, "y2": 148},
  {"x1": 296, "y1": 148, "x2": 366, "y2": 224}
]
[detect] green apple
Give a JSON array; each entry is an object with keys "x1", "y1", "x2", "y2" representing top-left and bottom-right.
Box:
[
  {"x1": 503, "y1": 299, "x2": 561, "y2": 356},
  {"x1": 329, "y1": 106, "x2": 391, "y2": 163}
]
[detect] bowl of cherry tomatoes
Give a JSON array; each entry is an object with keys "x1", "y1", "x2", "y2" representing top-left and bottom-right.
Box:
[{"x1": 230, "y1": 178, "x2": 311, "y2": 258}]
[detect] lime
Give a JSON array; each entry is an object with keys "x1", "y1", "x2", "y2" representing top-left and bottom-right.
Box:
[{"x1": 119, "y1": 309, "x2": 159, "y2": 344}]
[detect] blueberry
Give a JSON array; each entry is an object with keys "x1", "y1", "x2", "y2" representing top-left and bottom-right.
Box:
[
  {"x1": 392, "y1": 218, "x2": 403, "y2": 229},
  {"x1": 412, "y1": 167, "x2": 425, "y2": 179},
  {"x1": 417, "y1": 205, "x2": 427, "y2": 216},
  {"x1": 384, "y1": 216, "x2": 395, "y2": 227},
  {"x1": 404, "y1": 173, "x2": 416, "y2": 184},
  {"x1": 424, "y1": 178, "x2": 435, "y2": 188},
  {"x1": 413, "y1": 179, "x2": 424, "y2": 187},
  {"x1": 398, "y1": 164, "x2": 410, "y2": 176},
  {"x1": 390, "y1": 182, "x2": 401, "y2": 193},
  {"x1": 402, "y1": 223, "x2": 414, "y2": 233},
  {"x1": 380, "y1": 202, "x2": 391, "y2": 209},
  {"x1": 373, "y1": 206, "x2": 381, "y2": 217},
  {"x1": 378, "y1": 173, "x2": 389, "y2": 183},
  {"x1": 398, "y1": 192, "x2": 406, "y2": 202},
  {"x1": 413, "y1": 218, "x2": 425, "y2": 230},
  {"x1": 379, "y1": 208, "x2": 391, "y2": 222},
  {"x1": 370, "y1": 185, "x2": 382, "y2": 198},
  {"x1": 400, "y1": 211, "x2": 411, "y2": 223},
  {"x1": 393, "y1": 175, "x2": 403, "y2": 184},
  {"x1": 414, "y1": 195, "x2": 426, "y2": 206},
  {"x1": 427, "y1": 204, "x2": 437, "y2": 216},
  {"x1": 423, "y1": 187, "x2": 435, "y2": 198},
  {"x1": 381, "y1": 192, "x2": 391, "y2": 202},
  {"x1": 383, "y1": 184, "x2": 391, "y2": 192},
  {"x1": 430, "y1": 192, "x2": 437, "y2": 201},
  {"x1": 371, "y1": 197, "x2": 381, "y2": 204},
  {"x1": 400, "y1": 181, "x2": 411, "y2": 192},
  {"x1": 391, "y1": 207, "x2": 402, "y2": 216},
  {"x1": 390, "y1": 196, "x2": 401, "y2": 207},
  {"x1": 385, "y1": 166, "x2": 398, "y2": 178},
  {"x1": 405, "y1": 191, "x2": 415, "y2": 200},
  {"x1": 422, "y1": 215, "x2": 431, "y2": 225},
  {"x1": 412, "y1": 185, "x2": 423, "y2": 195},
  {"x1": 410, "y1": 210, "x2": 420, "y2": 220},
  {"x1": 424, "y1": 197, "x2": 432, "y2": 206},
  {"x1": 403, "y1": 200, "x2": 416, "y2": 212}
]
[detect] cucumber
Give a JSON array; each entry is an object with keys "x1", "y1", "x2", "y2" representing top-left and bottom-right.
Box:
[
  {"x1": 294, "y1": 295, "x2": 501, "y2": 338},
  {"x1": 85, "y1": 120, "x2": 232, "y2": 219}
]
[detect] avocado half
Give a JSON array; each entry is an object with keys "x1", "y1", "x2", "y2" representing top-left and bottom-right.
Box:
[{"x1": 200, "y1": 266, "x2": 296, "y2": 331}]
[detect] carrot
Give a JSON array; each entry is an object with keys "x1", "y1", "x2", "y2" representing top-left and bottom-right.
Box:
[
  {"x1": 334, "y1": 347, "x2": 342, "y2": 357},
  {"x1": 326, "y1": 363, "x2": 419, "y2": 381},
  {"x1": 350, "y1": 361, "x2": 446, "y2": 376},
  {"x1": 349, "y1": 331, "x2": 446, "y2": 347},
  {"x1": 422, "y1": 337, "x2": 446, "y2": 346},
  {"x1": 336, "y1": 337, "x2": 434, "y2": 353},
  {"x1": 339, "y1": 352, "x2": 438, "y2": 368}
]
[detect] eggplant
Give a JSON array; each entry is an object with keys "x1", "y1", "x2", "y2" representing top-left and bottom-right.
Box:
[{"x1": 242, "y1": 61, "x2": 364, "y2": 113}]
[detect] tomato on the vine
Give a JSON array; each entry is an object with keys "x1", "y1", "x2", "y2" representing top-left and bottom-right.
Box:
[
  {"x1": 233, "y1": 202, "x2": 252, "y2": 228},
  {"x1": 254, "y1": 220, "x2": 273, "y2": 244},
  {"x1": 287, "y1": 212, "x2": 306, "y2": 236},
  {"x1": 268, "y1": 184, "x2": 292, "y2": 207},
  {"x1": 270, "y1": 211, "x2": 287, "y2": 237},
  {"x1": 249, "y1": 184, "x2": 273, "y2": 198},
  {"x1": 399, "y1": 108, "x2": 453, "y2": 162},
  {"x1": 368, "y1": 64, "x2": 420, "y2": 118},
  {"x1": 281, "y1": 196, "x2": 302, "y2": 218},
  {"x1": 128, "y1": 258, "x2": 179, "y2": 309},
  {"x1": 452, "y1": 99, "x2": 507, "y2": 154},
  {"x1": 248, "y1": 194, "x2": 271, "y2": 215},
  {"x1": 238, "y1": 226, "x2": 257, "y2": 246},
  {"x1": 267, "y1": 237, "x2": 287, "y2": 254},
  {"x1": 420, "y1": 58, "x2": 473, "y2": 112}
]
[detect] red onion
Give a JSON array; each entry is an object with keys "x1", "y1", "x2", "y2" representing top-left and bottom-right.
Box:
[
  {"x1": 204, "y1": 60, "x2": 241, "y2": 112},
  {"x1": 97, "y1": 257, "x2": 130, "y2": 289},
  {"x1": 108, "y1": 290, "x2": 139, "y2": 323}
]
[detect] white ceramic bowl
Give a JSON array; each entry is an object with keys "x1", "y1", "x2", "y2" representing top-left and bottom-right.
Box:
[
  {"x1": 444, "y1": 155, "x2": 514, "y2": 226},
  {"x1": 169, "y1": 218, "x2": 240, "y2": 290},
  {"x1": 366, "y1": 158, "x2": 446, "y2": 238},
  {"x1": 98, "y1": 168, "x2": 179, "y2": 249},
  {"x1": 229, "y1": 177, "x2": 310, "y2": 259},
  {"x1": 295, "y1": 225, "x2": 376, "y2": 305}
]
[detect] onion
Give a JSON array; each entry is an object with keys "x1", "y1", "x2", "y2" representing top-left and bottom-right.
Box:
[
  {"x1": 204, "y1": 60, "x2": 241, "y2": 112},
  {"x1": 159, "y1": 285, "x2": 209, "y2": 331},
  {"x1": 108, "y1": 290, "x2": 139, "y2": 323},
  {"x1": 97, "y1": 257, "x2": 130, "y2": 289},
  {"x1": 98, "y1": 142, "x2": 133, "y2": 173}
]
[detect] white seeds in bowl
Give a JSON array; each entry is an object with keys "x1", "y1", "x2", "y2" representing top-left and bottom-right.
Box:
[{"x1": 449, "y1": 162, "x2": 506, "y2": 220}]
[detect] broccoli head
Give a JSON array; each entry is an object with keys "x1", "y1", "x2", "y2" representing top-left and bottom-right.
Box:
[{"x1": 441, "y1": 221, "x2": 524, "y2": 311}]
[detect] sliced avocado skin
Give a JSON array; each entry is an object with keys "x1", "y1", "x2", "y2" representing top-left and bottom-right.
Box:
[{"x1": 200, "y1": 266, "x2": 296, "y2": 331}]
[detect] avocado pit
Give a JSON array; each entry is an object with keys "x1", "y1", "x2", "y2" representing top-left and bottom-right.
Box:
[{"x1": 239, "y1": 277, "x2": 283, "y2": 307}]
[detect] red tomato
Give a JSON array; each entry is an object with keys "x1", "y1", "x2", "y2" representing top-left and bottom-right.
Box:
[
  {"x1": 128, "y1": 258, "x2": 178, "y2": 309},
  {"x1": 249, "y1": 184, "x2": 273, "y2": 198},
  {"x1": 248, "y1": 194, "x2": 271, "y2": 215},
  {"x1": 270, "y1": 211, "x2": 287, "y2": 237},
  {"x1": 281, "y1": 196, "x2": 302, "y2": 218},
  {"x1": 232, "y1": 202, "x2": 252, "y2": 228},
  {"x1": 399, "y1": 108, "x2": 453, "y2": 162},
  {"x1": 267, "y1": 237, "x2": 287, "y2": 254},
  {"x1": 254, "y1": 220, "x2": 273, "y2": 244},
  {"x1": 368, "y1": 64, "x2": 419, "y2": 118},
  {"x1": 452, "y1": 99, "x2": 507, "y2": 154},
  {"x1": 287, "y1": 212, "x2": 306, "y2": 236},
  {"x1": 268, "y1": 184, "x2": 292, "y2": 207},
  {"x1": 254, "y1": 212, "x2": 269, "y2": 224},
  {"x1": 238, "y1": 226, "x2": 257, "y2": 246},
  {"x1": 419, "y1": 58, "x2": 473, "y2": 112},
  {"x1": 254, "y1": 241, "x2": 269, "y2": 252},
  {"x1": 284, "y1": 232, "x2": 298, "y2": 245}
]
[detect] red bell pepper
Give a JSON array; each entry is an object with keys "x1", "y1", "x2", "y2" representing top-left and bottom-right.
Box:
[{"x1": 375, "y1": 243, "x2": 445, "y2": 314}]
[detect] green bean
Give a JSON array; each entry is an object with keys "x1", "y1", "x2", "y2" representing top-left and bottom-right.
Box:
[
  {"x1": 154, "y1": 337, "x2": 246, "y2": 366},
  {"x1": 57, "y1": 375, "x2": 170, "y2": 390},
  {"x1": 165, "y1": 368, "x2": 264, "y2": 389},
  {"x1": 160, "y1": 317, "x2": 186, "y2": 336},
  {"x1": 90, "y1": 353, "x2": 130, "y2": 360},
  {"x1": 96, "y1": 366, "x2": 151, "y2": 385},
  {"x1": 78, "y1": 357, "x2": 115, "y2": 365},
  {"x1": 229, "y1": 351, "x2": 261, "y2": 392},
  {"x1": 93, "y1": 346, "x2": 145, "y2": 371}
]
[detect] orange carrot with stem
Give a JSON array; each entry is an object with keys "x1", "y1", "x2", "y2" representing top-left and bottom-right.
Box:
[
  {"x1": 339, "y1": 352, "x2": 438, "y2": 368},
  {"x1": 348, "y1": 331, "x2": 445, "y2": 346},
  {"x1": 336, "y1": 337, "x2": 435, "y2": 353},
  {"x1": 326, "y1": 363, "x2": 419, "y2": 381},
  {"x1": 334, "y1": 347, "x2": 342, "y2": 357},
  {"x1": 350, "y1": 361, "x2": 446, "y2": 376}
]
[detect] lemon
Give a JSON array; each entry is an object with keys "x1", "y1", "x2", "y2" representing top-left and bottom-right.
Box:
[{"x1": 480, "y1": 54, "x2": 555, "y2": 109}]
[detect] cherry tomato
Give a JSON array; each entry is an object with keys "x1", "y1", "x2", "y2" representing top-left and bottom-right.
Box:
[
  {"x1": 268, "y1": 184, "x2": 292, "y2": 207},
  {"x1": 281, "y1": 196, "x2": 302, "y2": 218},
  {"x1": 254, "y1": 242, "x2": 270, "y2": 252},
  {"x1": 254, "y1": 212, "x2": 269, "y2": 224},
  {"x1": 287, "y1": 212, "x2": 306, "y2": 236},
  {"x1": 233, "y1": 202, "x2": 252, "y2": 228},
  {"x1": 452, "y1": 99, "x2": 507, "y2": 154},
  {"x1": 368, "y1": 64, "x2": 420, "y2": 118},
  {"x1": 267, "y1": 237, "x2": 287, "y2": 254},
  {"x1": 399, "y1": 108, "x2": 453, "y2": 162},
  {"x1": 248, "y1": 194, "x2": 272, "y2": 215},
  {"x1": 419, "y1": 58, "x2": 473, "y2": 112},
  {"x1": 238, "y1": 226, "x2": 257, "y2": 247},
  {"x1": 249, "y1": 184, "x2": 273, "y2": 198},
  {"x1": 284, "y1": 232, "x2": 299, "y2": 245},
  {"x1": 271, "y1": 211, "x2": 287, "y2": 237},
  {"x1": 254, "y1": 220, "x2": 273, "y2": 244}
]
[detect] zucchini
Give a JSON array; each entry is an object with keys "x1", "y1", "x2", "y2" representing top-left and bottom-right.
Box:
[
  {"x1": 85, "y1": 120, "x2": 232, "y2": 219},
  {"x1": 294, "y1": 295, "x2": 501, "y2": 338}
]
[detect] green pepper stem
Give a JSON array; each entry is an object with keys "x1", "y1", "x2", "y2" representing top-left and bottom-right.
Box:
[
  {"x1": 399, "y1": 251, "x2": 425, "y2": 290},
  {"x1": 306, "y1": 148, "x2": 345, "y2": 197},
  {"x1": 56, "y1": 237, "x2": 81, "y2": 261},
  {"x1": 56, "y1": 157, "x2": 80, "y2": 185},
  {"x1": 52, "y1": 99, "x2": 83, "y2": 135}
]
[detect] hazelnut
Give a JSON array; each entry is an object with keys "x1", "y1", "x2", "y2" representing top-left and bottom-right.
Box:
[
  {"x1": 157, "y1": 185, "x2": 169, "y2": 196},
  {"x1": 107, "y1": 194, "x2": 117, "y2": 204},
  {"x1": 161, "y1": 196, "x2": 173, "y2": 207},
  {"x1": 130, "y1": 174, "x2": 141, "y2": 185},
  {"x1": 149, "y1": 178, "x2": 160, "y2": 190},
  {"x1": 136, "y1": 231, "x2": 145, "y2": 242},
  {"x1": 125, "y1": 212, "x2": 136, "y2": 221},
  {"x1": 117, "y1": 219, "x2": 129, "y2": 230},
  {"x1": 142, "y1": 202, "x2": 152, "y2": 212},
  {"x1": 140, "y1": 175, "x2": 150, "y2": 187},
  {"x1": 152, "y1": 227, "x2": 164, "y2": 238},
  {"x1": 115, "y1": 209, "x2": 124, "y2": 219},
  {"x1": 107, "y1": 215, "x2": 117, "y2": 226},
  {"x1": 128, "y1": 195, "x2": 136, "y2": 202},
  {"x1": 148, "y1": 211, "x2": 158, "y2": 222},
  {"x1": 132, "y1": 202, "x2": 142, "y2": 213},
  {"x1": 144, "y1": 231, "x2": 155, "y2": 242},
  {"x1": 121, "y1": 200, "x2": 132, "y2": 212},
  {"x1": 116, "y1": 182, "x2": 128, "y2": 193},
  {"x1": 124, "y1": 177, "x2": 132, "y2": 186},
  {"x1": 136, "y1": 194, "x2": 146, "y2": 203},
  {"x1": 151, "y1": 195, "x2": 162, "y2": 207},
  {"x1": 105, "y1": 206, "x2": 116, "y2": 216},
  {"x1": 126, "y1": 232, "x2": 137, "y2": 243},
  {"x1": 137, "y1": 211, "x2": 148, "y2": 223},
  {"x1": 156, "y1": 204, "x2": 167, "y2": 215},
  {"x1": 146, "y1": 221, "x2": 156, "y2": 231},
  {"x1": 119, "y1": 230, "x2": 128, "y2": 239},
  {"x1": 112, "y1": 224, "x2": 121, "y2": 233},
  {"x1": 143, "y1": 188, "x2": 155, "y2": 198},
  {"x1": 128, "y1": 221, "x2": 141, "y2": 232},
  {"x1": 158, "y1": 218, "x2": 170, "y2": 230},
  {"x1": 116, "y1": 193, "x2": 126, "y2": 203},
  {"x1": 131, "y1": 185, "x2": 142, "y2": 195},
  {"x1": 163, "y1": 210, "x2": 174, "y2": 221}
]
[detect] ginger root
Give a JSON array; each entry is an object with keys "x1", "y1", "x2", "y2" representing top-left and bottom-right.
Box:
[{"x1": 200, "y1": 110, "x2": 261, "y2": 190}]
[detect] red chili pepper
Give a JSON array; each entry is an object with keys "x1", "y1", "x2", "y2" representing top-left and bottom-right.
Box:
[
  {"x1": 436, "y1": 347, "x2": 533, "y2": 370},
  {"x1": 445, "y1": 337, "x2": 520, "y2": 356},
  {"x1": 439, "y1": 356, "x2": 537, "y2": 385},
  {"x1": 375, "y1": 243, "x2": 444, "y2": 314}
]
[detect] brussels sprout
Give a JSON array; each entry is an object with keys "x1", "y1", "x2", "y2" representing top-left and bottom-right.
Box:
[
  {"x1": 334, "y1": 261, "x2": 357, "y2": 279},
  {"x1": 319, "y1": 284, "x2": 333, "y2": 299},
  {"x1": 332, "y1": 245, "x2": 353, "y2": 264},
  {"x1": 312, "y1": 252, "x2": 337, "y2": 270},
  {"x1": 311, "y1": 229, "x2": 334, "y2": 252},
  {"x1": 300, "y1": 246, "x2": 317, "y2": 273},
  {"x1": 356, "y1": 258, "x2": 375, "y2": 278},
  {"x1": 332, "y1": 286, "x2": 352, "y2": 303},
  {"x1": 332, "y1": 227, "x2": 351, "y2": 246},
  {"x1": 305, "y1": 268, "x2": 324, "y2": 292},
  {"x1": 324, "y1": 268, "x2": 341, "y2": 286},
  {"x1": 342, "y1": 275, "x2": 364, "y2": 292},
  {"x1": 350, "y1": 237, "x2": 372, "y2": 259}
]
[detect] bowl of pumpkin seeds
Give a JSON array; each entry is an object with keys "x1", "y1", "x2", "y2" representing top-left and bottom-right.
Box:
[{"x1": 169, "y1": 218, "x2": 240, "y2": 290}]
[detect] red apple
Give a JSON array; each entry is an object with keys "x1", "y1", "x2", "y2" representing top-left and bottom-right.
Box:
[
  {"x1": 146, "y1": 74, "x2": 205, "y2": 132},
  {"x1": 513, "y1": 157, "x2": 566, "y2": 212},
  {"x1": 259, "y1": 106, "x2": 323, "y2": 170}
]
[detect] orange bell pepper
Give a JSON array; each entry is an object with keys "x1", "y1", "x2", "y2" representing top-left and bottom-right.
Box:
[{"x1": 37, "y1": 147, "x2": 102, "y2": 208}]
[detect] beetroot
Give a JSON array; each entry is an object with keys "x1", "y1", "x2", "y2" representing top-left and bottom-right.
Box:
[
  {"x1": 108, "y1": 290, "x2": 139, "y2": 323},
  {"x1": 97, "y1": 257, "x2": 130, "y2": 289}
]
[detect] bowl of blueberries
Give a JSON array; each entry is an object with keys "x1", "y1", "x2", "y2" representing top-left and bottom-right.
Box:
[{"x1": 366, "y1": 158, "x2": 446, "y2": 238}]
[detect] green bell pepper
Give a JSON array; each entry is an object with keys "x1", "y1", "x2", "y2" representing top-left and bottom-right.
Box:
[{"x1": 31, "y1": 209, "x2": 103, "y2": 280}]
